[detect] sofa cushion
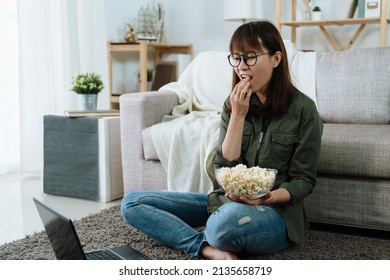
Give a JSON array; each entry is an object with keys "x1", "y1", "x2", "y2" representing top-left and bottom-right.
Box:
[
  {"x1": 317, "y1": 124, "x2": 390, "y2": 178},
  {"x1": 316, "y1": 47, "x2": 390, "y2": 124}
]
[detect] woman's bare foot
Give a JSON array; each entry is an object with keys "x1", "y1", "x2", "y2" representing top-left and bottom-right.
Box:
[{"x1": 200, "y1": 244, "x2": 239, "y2": 260}]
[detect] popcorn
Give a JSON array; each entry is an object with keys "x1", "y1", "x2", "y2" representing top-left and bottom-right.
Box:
[{"x1": 216, "y1": 164, "x2": 277, "y2": 198}]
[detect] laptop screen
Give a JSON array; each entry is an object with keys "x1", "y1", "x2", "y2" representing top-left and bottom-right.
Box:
[{"x1": 33, "y1": 198, "x2": 86, "y2": 260}]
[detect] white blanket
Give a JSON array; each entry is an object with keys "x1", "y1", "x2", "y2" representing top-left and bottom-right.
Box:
[
  {"x1": 285, "y1": 41, "x2": 318, "y2": 106},
  {"x1": 151, "y1": 47, "x2": 317, "y2": 194}
]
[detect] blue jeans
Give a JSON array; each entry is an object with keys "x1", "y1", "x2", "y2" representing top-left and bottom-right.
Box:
[{"x1": 121, "y1": 190, "x2": 291, "y2": 257}]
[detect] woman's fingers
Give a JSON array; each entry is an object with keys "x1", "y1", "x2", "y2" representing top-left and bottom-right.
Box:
[
  {"x1": 232, "y1": 79, "x2": 251, "y2": 100},
  {"x1": 237, "y1": 78, "x2": 250, "y2": 97},
  {"x1": 229, "y1": 77, "x2": 252, "y2": 117},
  {"x1": 225, "y1": 192, "x2": 270, "y2": 205}
]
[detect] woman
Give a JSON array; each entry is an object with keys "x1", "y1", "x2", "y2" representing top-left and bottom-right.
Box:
[{"x1": 121, "y1": 21, "x2": 323, "y2": 260}]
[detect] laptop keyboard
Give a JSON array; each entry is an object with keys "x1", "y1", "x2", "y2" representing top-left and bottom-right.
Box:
[{"x1": 85, "y1": 250, "x2": 122, "y2": 260}]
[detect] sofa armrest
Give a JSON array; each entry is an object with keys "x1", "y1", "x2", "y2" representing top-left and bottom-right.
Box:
[
  {"x1": 119, "y1": 90, "x2": 178, "y2": 192},
  {"x1": 120, "y1": 90, "x2": 179, "y2": 129}
]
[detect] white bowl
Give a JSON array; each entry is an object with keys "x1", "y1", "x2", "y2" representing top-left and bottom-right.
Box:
[{"x1": 216, "y1": 166, "x2": 277, "y2": 199}]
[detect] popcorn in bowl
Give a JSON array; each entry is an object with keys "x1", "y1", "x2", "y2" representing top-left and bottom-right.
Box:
[{"x1": 216, "y1": 164, "x2": 277, "y2": 198}]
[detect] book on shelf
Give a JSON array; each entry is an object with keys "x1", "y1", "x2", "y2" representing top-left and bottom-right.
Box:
[
  {"x1": 64, "y1": 110, "x2": 120, "y2": 118},
  {"x1": 358, "y1": 0, "x2": 366, "y2": 18},
  {"x1": 358, "y1": 0, "x2": 382, "y2": 18}
]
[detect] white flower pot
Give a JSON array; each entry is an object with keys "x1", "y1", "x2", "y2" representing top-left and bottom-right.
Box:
[
  {"x1": 312, "y1": 11, "x2": 322, "y2": 21},
  {"x1": 78, "y1": 94, "x2": 98, "y2": 111}
]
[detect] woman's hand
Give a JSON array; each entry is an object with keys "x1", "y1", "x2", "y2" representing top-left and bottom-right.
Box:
[
  {"x1": 225, "y1": 192, "x2": 271, "y2": 205},
  {"x1": 221, "y1": 76, "x2": 253, "y2": 161},
  {"x1": 225, "y1": 188, "x2": 291, "y2": 205},
  {"x1": 229, "y1": 77, "x2": 252, "y2": 118}
]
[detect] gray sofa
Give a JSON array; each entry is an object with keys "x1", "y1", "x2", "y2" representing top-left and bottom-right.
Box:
[{"x1": 120, "y1": 47, "x2": 390, "y2": 232}]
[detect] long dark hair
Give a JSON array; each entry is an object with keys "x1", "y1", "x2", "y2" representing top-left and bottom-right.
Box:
[{"x1": 229, "y1": 21, "x2": 297, "y2": 116}]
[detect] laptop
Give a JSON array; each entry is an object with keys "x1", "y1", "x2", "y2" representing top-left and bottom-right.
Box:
[{"x1": 33, "y1": 197, "x2": 150, "y2": 260}]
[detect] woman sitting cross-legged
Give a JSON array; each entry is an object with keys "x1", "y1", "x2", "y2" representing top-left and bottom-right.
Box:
[{"x1": 121, "y1": 20, "x2": 323, "y2": 260}]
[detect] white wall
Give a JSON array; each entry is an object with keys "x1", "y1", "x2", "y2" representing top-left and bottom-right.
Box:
[
  {"x1": 104, "y1": 0, "x2": 389, "y2": 92},
  {"x1": 105, "y1": 0, "x2": 245, "y2": 54},
  {"x1": 104, "y1": 0, "x2": 250, "y2": 93}
]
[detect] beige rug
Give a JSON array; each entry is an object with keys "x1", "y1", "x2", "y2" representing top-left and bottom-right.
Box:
[{"x1": 1, "y1": 205, "x2": 389, "y2": 260}]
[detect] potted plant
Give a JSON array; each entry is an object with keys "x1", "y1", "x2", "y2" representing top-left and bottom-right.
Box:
[
  {"x1": 312, "y1": 6, "x2": 322, "y2": 20},
  {"x1": 71, "y1": 72, "x2": 104, "y2": 110},
  {"x1": 137, "y1": 68, "x2": 154, "y2": 91}
]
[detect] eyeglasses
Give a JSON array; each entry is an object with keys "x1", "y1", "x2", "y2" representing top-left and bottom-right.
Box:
[{"x1": 227, "y1": 52, "x2": 269, "y2": 67}]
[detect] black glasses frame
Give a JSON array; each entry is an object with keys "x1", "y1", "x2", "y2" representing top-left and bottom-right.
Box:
[{"x1": 227, "y1": 52, "x2": 270, "y2": 67}]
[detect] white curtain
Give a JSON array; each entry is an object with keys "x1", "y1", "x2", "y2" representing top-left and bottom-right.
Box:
[
  {"x1": 17, "y1": 0, "x2": 108, "y2": 176},
  {"x1": 0, "y1": 1, "x2": 20, "y2": 175}
]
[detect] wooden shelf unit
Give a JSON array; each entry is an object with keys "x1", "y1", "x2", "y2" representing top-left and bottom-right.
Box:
[
  {"x1": 107, "y1": 41, "x2": 193, "y2": 109},
  {"x1": 276, "y1": 0, "x2": 389, "y2": 51}
]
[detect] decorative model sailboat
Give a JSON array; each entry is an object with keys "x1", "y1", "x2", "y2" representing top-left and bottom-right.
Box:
[{"x1": 135, "y1": 3, "x2": 165, "y2": 42}]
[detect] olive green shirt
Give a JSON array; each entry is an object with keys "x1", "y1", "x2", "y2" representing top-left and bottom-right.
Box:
[{"x1": 207, "y1": 90, "x2": 323, "y2": 244}]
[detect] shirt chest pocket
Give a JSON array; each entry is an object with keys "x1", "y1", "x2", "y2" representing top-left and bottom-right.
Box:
[
  {"x1": 271, "y1": 133, "x2": 299, "y2": 162},
  {"x1": 241, "y1": 125, "x2": 254, "y2": 152}
]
